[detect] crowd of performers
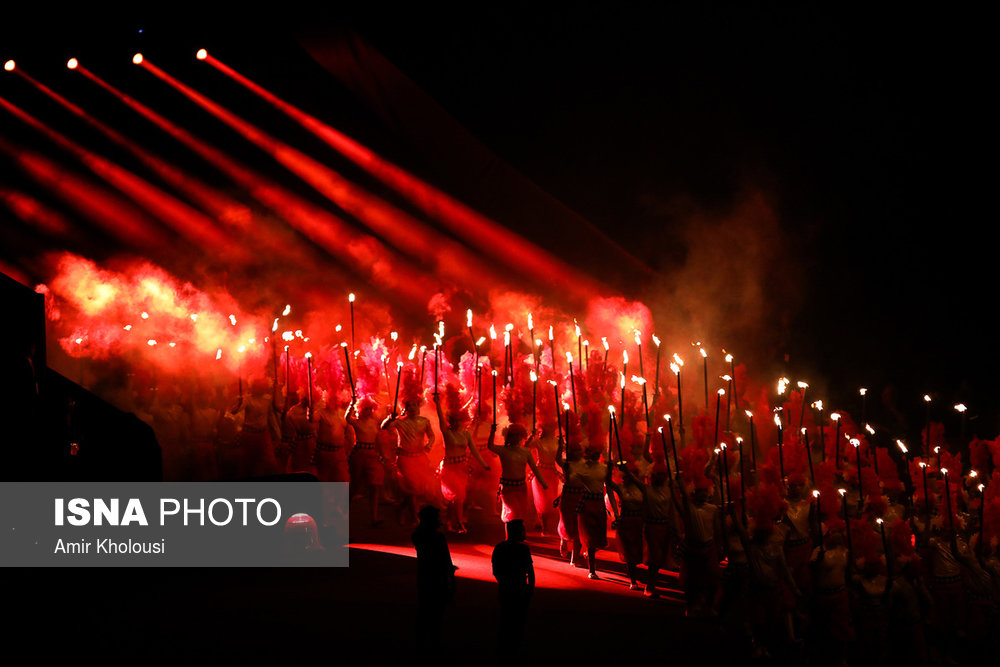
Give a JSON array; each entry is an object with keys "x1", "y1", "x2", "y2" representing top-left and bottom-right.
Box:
[{"x1": 122, "y1": 334, "x2": 1000, "y2": 663}]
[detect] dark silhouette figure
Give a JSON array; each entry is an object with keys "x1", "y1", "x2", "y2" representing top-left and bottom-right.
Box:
[
  {"x1": 492, "y1": 519, "x2": 534, "y2": 661},
  {"x1": 412, "y1": 505, "x2": 456, "y2": 654}
]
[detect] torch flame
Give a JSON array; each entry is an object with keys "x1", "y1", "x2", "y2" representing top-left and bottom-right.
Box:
[
  {"x1": 577, "y1": 323, "x2": 582, "y2": 338},
  {"x1": 632, "y1": 375, "x2": 646, "y2": 385},
  {"x1": 622, "y1": 350, "x2": 629, "y2": 364},
  {"x1": 348, "y1": 293, "x2": 355, "y2": 303},
  {"x1": 530, "y1": 370, "x2": 537, "y2": 382},
  {"x1": 216, "y1": 349, "x2": 222, "y2": 360},
  {"x1": 745, "y1": 410, "x2": 753, "y2": 419},
  {"x1": 979, "y1": 484, "x2": 985, "y2": 492},
  {"x1": 549, "y1": 326, "x2": 554, "y2": 341},
  {"x1": 147, "y1": 339, "x2": 157, "y2": 346},
  {"x1": 725, "y1": 353, "x2": 733, "y2": 363},
  {"x1": 566, "y1": 352, "x2": 573, "y2": 364},
  {"x1": 663, "y1": 414, "x2": 672, "y2": 422},
  {"x1": 190, "y1": 314, "x2": 198, "y2": 322},
  {"x1": 391, "y1": 331, "x2": 398, "y2": 342},
  {"x1": 859, "y1": 387, "x2": 867, "y2": 396},
  {"x1": 940, "y1": 467, "x2": 948, "y2": 475},
  {"x1": 478, "y1": 337, "x2": 487, "y2": 346},
  {"x1": 408, "y1": 345, "x2": 417, "y2": 360},
  {"x1": 492, "y1": 370, "x2": 498, "y2": 377},
  {"x1": 774, "y1": 413, "x2": 782, "y2": 428},
  {"x1": 602, "y1": 337, "x2": 609, "y2": 351},
  {"x1": 838, "y1": 488, "x2": 847, "y2": 496},
  {"x1": 490, "y1": 324, "x2": 497, "y2": 339},
  {"x1": 620, "y1": 373, "x2": 625, "y2": 388},
  {"x1": 896, "y1": 440, "x2": 908, "y2": 454},
  {"x1": 718, "y1": 388, "x2": 726, "y2": 396},
  {"x1": 237, "y1": 345, "x2": 245, "y2": 353},
  {"x1": 850, "y1": 438, "x2": 860, "y2": 448},
  {"x1": 467, "y1": 309, "x2": 474, "y2": 328},
  {"x1": 670, "y1": 362, "x2": 680, "y2": 375},
  {"x1": 813, "y1": 490, "x2": 820, "y2": 498},
  {"x1": 812, "y1": 400, "x2": 824, "y2": 411},
  {"x1": 548, "y1": 380, "x2": 557, "y2": 387},
  {"x1": 865, "y1": 424, "x2": 875, "y2": 435},
  {"x1": 229, "y1": 314, "x2": 237, "y2": 326},
  {"x1": 876, "y1": 517, "x2": 883, "y2": 525},
  {"x1": 954, "y1": 403, "x2": 967, "y2": 413},
  {"x1": 700, "y1": 347, "x2": 707, "y2": 358},
  {"x1": 924, "y1": 394, "x2": 931, "y2": 402},
  {"x1": 305, "y1": 352, "x2": 312, "y2": 359},
  {"x1": 282, "y1": 304, "x2": 291, "y2": 316},
  {"x1": 272, "y1": 318, "x2": 279, "y2": 332},
  {"x1": 608, "y1": 405, "x2": 616, "y2": 415},
  {"x1": 335, "y1": 325, "x2": 342, "y2": 332},
  {"x1": 830, "y1": 412, "x2": 841, "y2": 421},
  {"x1": 652, "y1": 334, "x2": 661, "y2": 347},
  {"x1": 141, "y1": 311, "x2": 149, "y2": 319},
  {"x1": 633, "y1": 330, "x2": 640, "y2": 345}
]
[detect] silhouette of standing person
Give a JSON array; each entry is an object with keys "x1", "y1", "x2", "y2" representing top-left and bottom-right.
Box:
[
  {"x1": 412, "y1": 505, "x2": 456, "y2": 654},
  {"x1": 492, "y1": 518, "x2": 534, "y2": 661}
]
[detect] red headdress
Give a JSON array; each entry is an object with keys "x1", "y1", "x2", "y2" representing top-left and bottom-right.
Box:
[
  {"x1": 444, "y1": 382, "x2": 467, "y2": 424},
  {"x1": 399, "y1": 366, "x2": 423, "y2": 407},
  {"x1": 889, "y1": 518, "x2": 917, "y2": 560},
  {"x1": 679, "y1": 444, "x2": 712, "y2": 491},
  {"x1": 745, "y1": 481, "x2": 786, "y2": 532},
  {"x1": 922, "y1": 421, "x2": 945, "y2": 455},
  {"x1": 970, "y1": 437, "x2": 991, "y2": 474},
  {"x1": 691, "y1": 413, "x2": 713, "y2": 449}
]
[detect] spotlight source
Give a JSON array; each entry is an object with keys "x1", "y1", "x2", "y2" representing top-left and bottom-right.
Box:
[
  {"x1": 67, "y1": 58, "x2": 79, "y2": 70},
  {"x1": 4, "y1": 60, "x2": 15, "y2": 72},
  {"x1": 132, "y1": 53, "x2": 143, "y2": 65},
  {"x1": 196, "y1": 49, "x2": 208, "y2": 60}
]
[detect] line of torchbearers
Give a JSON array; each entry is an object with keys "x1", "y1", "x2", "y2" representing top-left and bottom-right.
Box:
[{"x1": 111, "y1": 311, "x2": 999, "y2": 663}]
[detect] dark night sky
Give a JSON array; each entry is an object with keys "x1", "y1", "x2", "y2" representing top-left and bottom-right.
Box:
[{"x1": 1, "y1": 5, "x2": 995, "y2": 434}]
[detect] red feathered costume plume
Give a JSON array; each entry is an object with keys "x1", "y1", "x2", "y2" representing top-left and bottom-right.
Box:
[
  {"x1": 678, "y1": 445, "x2": 712, "y2": 492},
  {"x1": 860, "y1": 467, "x2": 888, "y2": 517},
  {"x1": 745, "y1": 481, "x2": 786, "y2": 533},
  {"x1": 983, "y1": 471, "x2": 1000, "y2": 549},
  {"x1": 319, "y1": 344, "x2": 349, "y2": 403},
  {"x1": 399, "y1": 367, "x2": 423, "y2": 408},
  {"x1": 690, "y1": 413, "x2": 713, "y2": 449},
  {"x1": 500, "y1": 369, "x2": 531, "y2": 425},
  {"x1": 876, "y1": 448, "x2": 904, "y2": 496},
  {"x1": 852, "y1": 518, "x2": 885, "y2": 576},
  {"x1": 889, "y1": 517, "x2": 917, "y2": 561},
  {"x1": 582, "y1": 404, "x2": 607, "y2": 456},
  {"x1": 354, "y1": 342, "x2": 385, "y2": 399},
  {"x1": 970, "y1": 437, "x2": 992, "y2": 475},
  {"x1": 444, "y1": 382, "x2": 467, "y2": 424},
  {"x1": 922, "y1": 421, "x2": 945, "y2": 457}
]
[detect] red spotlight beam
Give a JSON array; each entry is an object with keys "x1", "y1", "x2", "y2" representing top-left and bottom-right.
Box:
[
  {"x1": 204, "y1": 54, "x2": 608, "y2": 305},
  {"x1": 79, "y1": 63, "x2": 436, "y2": 307},
  {"x1": 145, "y1": 56, "x2": 504, "y2": 289},
  {"x1": 0, "y1": 132, "x2": 166, "y2": 249},
  {"x1": 0, "y1": 92, "x2": 241, "y2": 260},
  {"x1": 0, "y1": 186, "x2": 80, "y2": 241},
  {"x1": 21, "y1": 66, "x2": 253, "y2": 230}
]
